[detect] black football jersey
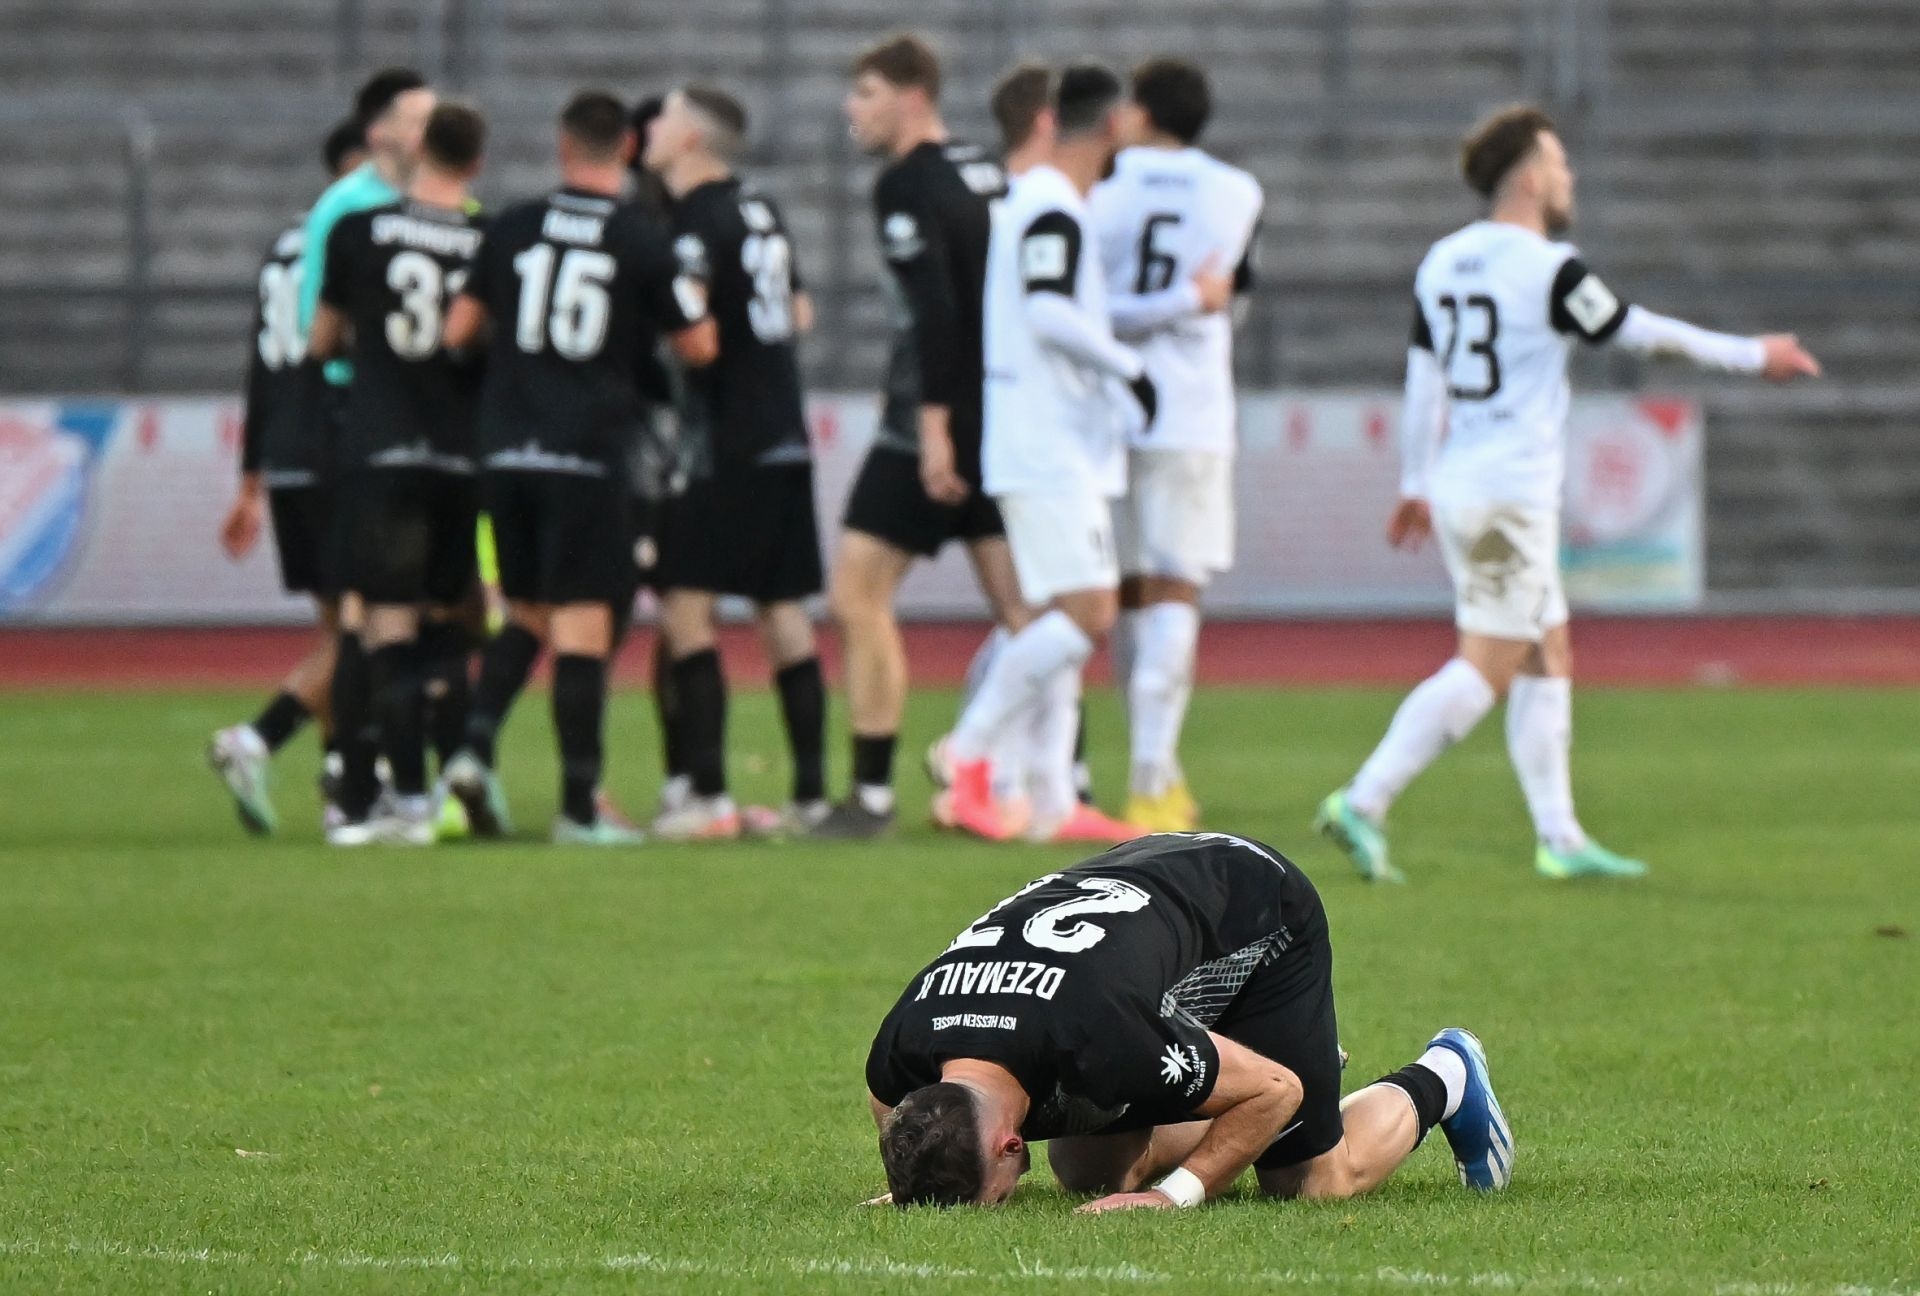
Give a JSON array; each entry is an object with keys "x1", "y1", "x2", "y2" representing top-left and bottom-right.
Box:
[
  {"x1": 320, "y1": 199, "x2": 487, "y2": 472},
  {"x1": 242, "y1": 222, "x2": 325, "y2": 485},
  {"x1": 465, "y1": 188, "x2": 703, "y2": 477},
  {"x1": 866, "y1": 833, "x2": 1319, "y2": 1141},
  {"x1": 871, "y1": 140, "x2": 1005, "y2": 473},
  {"x1": 671, "y1": 176, "x2": 809, "y2": 471}
]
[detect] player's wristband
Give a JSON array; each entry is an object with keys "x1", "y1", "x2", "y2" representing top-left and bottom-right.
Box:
[{"x1": 1154, "y1": 1167, "x2": 1205, "y2": 1208}]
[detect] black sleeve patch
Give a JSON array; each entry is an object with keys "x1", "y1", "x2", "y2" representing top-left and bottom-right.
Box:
[
  {"x1": 1020, "y1": 209, "x2": 1082, "y2": 296},
  {"x1": 1232, "y1": 220, "x2": 1260, "y2": 295},
  {"x1": 1549, "y1": 256, "x2": 1629, "y2": 342},
  {"x1": 1409, "y1": 296, "x2": 1435, "y2": 352}
]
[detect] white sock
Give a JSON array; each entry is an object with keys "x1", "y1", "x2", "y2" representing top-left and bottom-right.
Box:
[
  {"x1": 1506, "y1": 674, "x2": 1586, "y2": 852},
  {"x1": 1127, "y1": 601, "x2": 1200, "y2": 797},
  {"x1": 950, "y1": 610, "x2": 1093, "y2": 761},
  {"x1": 1347, "y1": 658, "x2": 1496, "y2": 821},
  {"x1": 961, "y1": 626, "x2": 1009, "y2": 710},
  {"x1": 1026, "y1": 663, "x2": 1083, "y2": 829},
  {"x1": 1416, "y1": 1045, "x2": 1468, "y2": 1119}
]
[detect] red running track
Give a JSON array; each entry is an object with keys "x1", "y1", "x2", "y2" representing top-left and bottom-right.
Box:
[{"x1": 2, "y1": 617, "x2": 1917, "y2": 689}]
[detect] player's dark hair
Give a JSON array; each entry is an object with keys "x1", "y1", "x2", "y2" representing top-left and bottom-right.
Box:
[
  {"x1": 878, "y1": 1083, "x2": 985, "y2": 1208},
  {"x1": 1461, "y1": 104, "x2": 1557, "y2": 199},
  {"x1": 628, "y1": 93, "x2": 666, "y2": 172},
  {"x1": 1130, "y1": 57, "x2": 1211, "y2": 144},
  {"x1": 322, "y1": 117, "x2": 366, "y2": 177},
  {"x1": 354, "y1": 67, "x2": 427, "y2": 124},
  {"x1": 423, "y1": 101, "x2": 486, "y2": 172},
  {"x1": 560, "y1": 89, "x2": 631, "y2": 163},
  {"x1": 991, "y1": 62, "x2": 1052, "y2": 152},
  {"x1": 852, "y1": 33, "x2": 942, "y2": 100},
  {"x1": 680, "y1": 83, "x2": 750, "y2": 158},
  {"x1": 1055, "y1": 62, "x2": 1123, "y2": 139}
]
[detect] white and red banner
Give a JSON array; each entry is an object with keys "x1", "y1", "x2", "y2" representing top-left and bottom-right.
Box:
[{"x1": 0, "y1": 393, "x2": 1701, "y2": 625}]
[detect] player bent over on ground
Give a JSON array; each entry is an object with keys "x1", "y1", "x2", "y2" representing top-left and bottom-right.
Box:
[
  {"x1": 442, "y1": 90, "x2": 717, "y2": 844},
  {"x1": 866, "y1": 833, "x2": 1511, "y2": 1208},
  {"x1": 1317, "y1": 104, "x2": 1819, "y2": 883}
]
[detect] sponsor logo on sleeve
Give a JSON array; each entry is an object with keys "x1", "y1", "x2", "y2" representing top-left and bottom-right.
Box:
[
  {"x1": 1566, "y1": 274, "x2": 1621, "y2": 334},
  {"x1": 882, "y1": 211, "x2": 923, "y2": 261},
  {"x1": 1021, "y1": 232, "x2": 1068, "y2": 282},
  {"x1": 1160, "y1": 1043, "x2": 1209, "y2": 1098}
]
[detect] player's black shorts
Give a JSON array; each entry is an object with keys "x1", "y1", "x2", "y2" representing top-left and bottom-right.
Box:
[
  {"x1": 267, "y1": 484, "x2": 336, "y2": 597},
  {"x1": 484, "y1": 469, "x2": 632, "y2": 606},
  {"x1": 1214, "y1": 878, "x2": 1344, "y2": 1171},
  {"x1": 340, "y1": 468, "x2": 479, "y2": 606},
  {"x1": 841, "y1": 446, "x2": 1003, "y2": 559},
  {"x1": 657, "y1": 463, "x2": 823, "y2": 603}
]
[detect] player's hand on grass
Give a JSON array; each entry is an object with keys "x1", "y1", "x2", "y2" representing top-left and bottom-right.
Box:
[
  {"x1": 219, "y1": 488, "x2": 265, "y2": 560},
  {"x1": 1076, "y1": 1189, "x2": 1179, "y2": 1214},
  {"x1": 1385, "y1": 496, "x2": 1432, "y2": 551},
  {"x1": 1758, "y1": 334, "x2": 1821, "y2": 382},
  {"x1": 860, "y1": 1191, "x2": 894, "y2": 1207},
  {"x1": 1192, "y1": 255, "x2": 1233, "y2": 314}
]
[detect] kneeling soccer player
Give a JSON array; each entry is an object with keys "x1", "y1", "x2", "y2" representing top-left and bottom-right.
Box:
[{"x1": 865, "y1": 833, "x2": 1511, "y2": 1209}]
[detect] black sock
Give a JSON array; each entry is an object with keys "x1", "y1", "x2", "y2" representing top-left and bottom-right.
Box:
[
  {"x1": 419, "y1": 621, "x2": 473, "y2": 769},
  {"x1": 466, "y1": 623, "x2": 541, "y2": 767},
  {"x1": 251, "y1": 691, "x2": 310, "y2": 754},
  {"x1": 775, "y1": 656, "x2": 827, "y2": 804},
  {"x1": 852, "y1": 733, "x2": 895, "y2": 790},
  {"x1": 1377, "y1": 1063, "x2": 1448, "y2": 1147},
  {"x1": 652, "y1": 634, "x2": 686, "y2": 780},
  {"x1": 1073, "y1": 706, "x2": 1092, "y2": 803},
  {"x1": 329, "y1": 631, "x2": 380, "y2": 819},
  {"x1": 551, "y1": 652, "x2": 607, "y2": 826},
  {"x1": 370, "y1": 640, "x2": 428, "y2": 797},
  {"x1": 670, "y1": 648, "x2": 727, "y2": 798}
]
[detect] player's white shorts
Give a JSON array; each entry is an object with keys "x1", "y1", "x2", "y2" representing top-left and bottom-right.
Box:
[
  {"x1": 997, "y1": 491, "x2": 1119, "y2": 605},
  {"x1": 1115, "y1": 449, "x2": 1234, "y2": 585},
  {"x1": 1434, "y1": 501, "x2": 1569, "y2": 642}
]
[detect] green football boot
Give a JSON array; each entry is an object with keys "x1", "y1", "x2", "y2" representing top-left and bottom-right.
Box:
[
  {"x1": 1314, "y1": 789, "x2": 1404, "y2": 884},
  {"x1": 1535, "y1": 839, "x2": 1648, "y2": 880}
]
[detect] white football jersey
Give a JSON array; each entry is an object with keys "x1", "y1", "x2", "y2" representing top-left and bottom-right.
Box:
[
  {"x1": 1413, "y1": 219, "x2": 1628, "y2": 510},
  {"x1": 1092, "y1": 147, "x2": 1263, "y2": 454},
  {"x1": 983, "y1": 165, "x2": 1132, "y2": 499}
]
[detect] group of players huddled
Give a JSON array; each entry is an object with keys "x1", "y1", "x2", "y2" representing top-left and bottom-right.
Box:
[
  {"x1": 211, "y1": 34, "x2": 1817, "y2": 871},
  {"x1": 208, "y1": 40, "x2": 1260, "y2": 848}
]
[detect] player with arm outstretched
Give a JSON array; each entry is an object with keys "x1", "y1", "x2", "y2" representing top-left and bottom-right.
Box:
[
  {"x1": 1091, "y1": 58, "x2": 1261, "y2": 834},
  {"x1": 1316, "y1": 105, "x2": 1819, "y2": 884},
  {"x1": 866, "y1": 832, "x2": 1510, "y2": 1209}
]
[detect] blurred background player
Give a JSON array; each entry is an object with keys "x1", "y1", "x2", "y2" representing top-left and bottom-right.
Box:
[
  {"x1": 309, "y1": 101, "x2": 489, "y2": 845},
  {"x1": 296, "y1": 68, "x2": 439, "y2": 836},
  {"x1": 1093, "y1": 59, "x2": 1261, "y2": 834},
  {"x1": 814, "y1": 34, "x2": 1017, "y2": 839},
  {"x1": 443, "y1": 90, "x2": 716, "y2": 845},
  {"x1": 934, "y1": 64, "x2": 1152, "y2": 845},
  {"x1": 643, "y1": 85, "x2": 828, "y2": 840},
  {"x1": 205, "y1": 122, "x2": 366, "y2": 835},
  {"x1": 1316, "y1": 105, "x2": 1821, "y2": 884}
]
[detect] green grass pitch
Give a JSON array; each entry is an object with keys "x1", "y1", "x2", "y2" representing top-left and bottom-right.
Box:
[{"x1": 1, "y1": 684, "x2": 1916, "y2": 1294}]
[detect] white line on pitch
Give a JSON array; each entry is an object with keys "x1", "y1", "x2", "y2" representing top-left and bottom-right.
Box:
[{"x1": 0, "y1": 1239, "x2": 1913, "y2": 1295}]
